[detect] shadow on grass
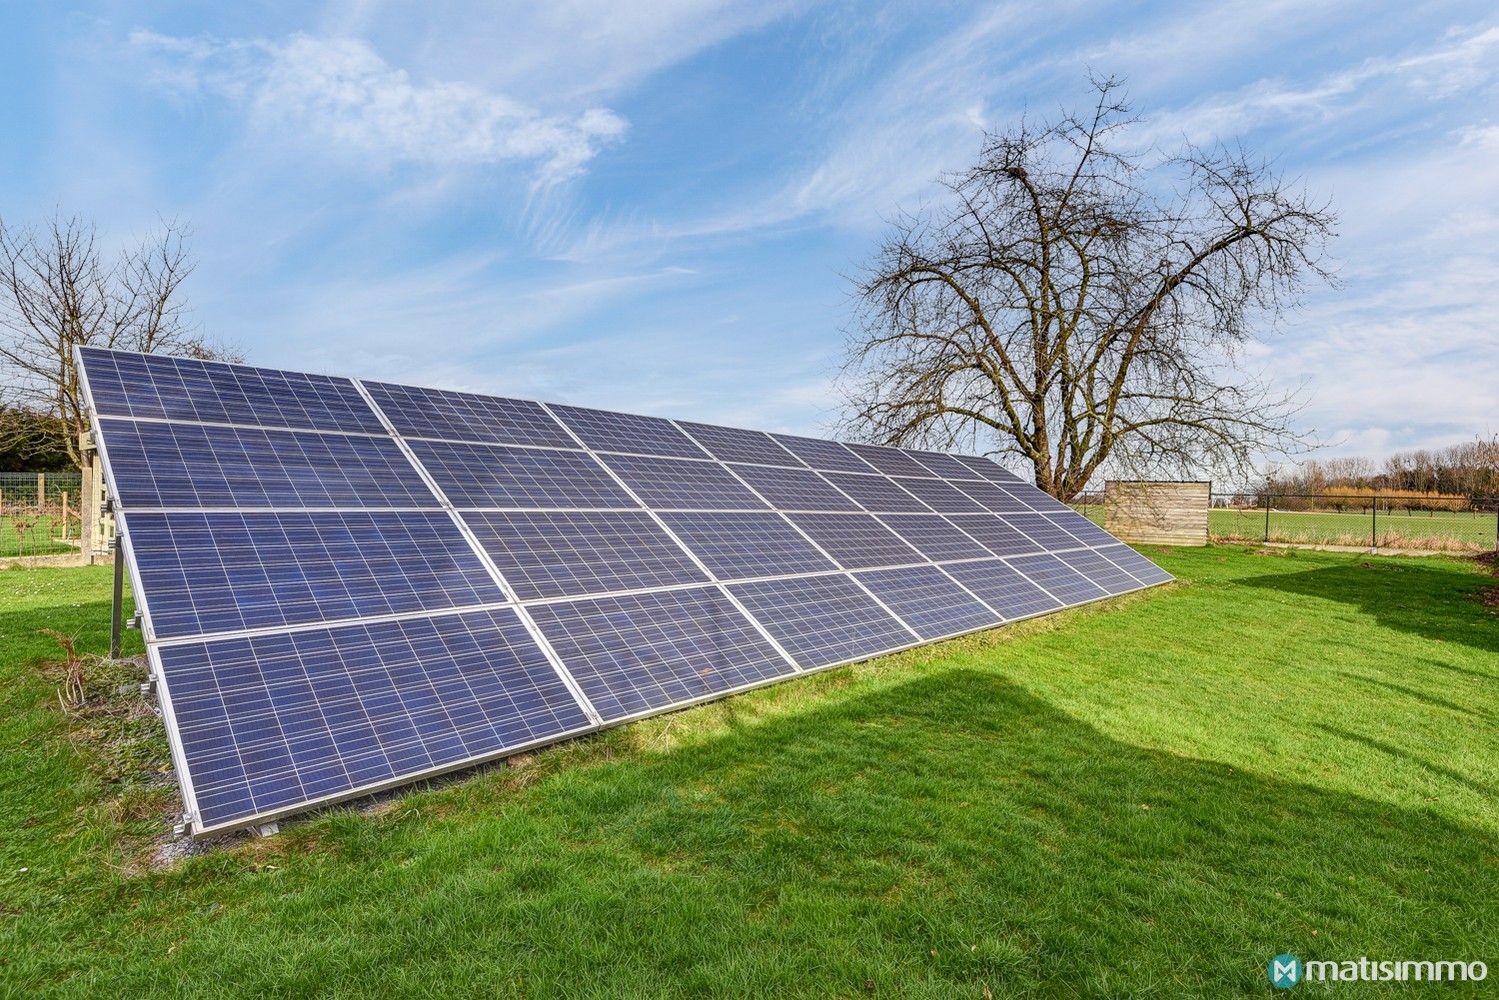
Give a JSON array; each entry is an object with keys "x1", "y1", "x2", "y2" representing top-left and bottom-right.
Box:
[
  {"x1": 55, "y1": 669, "x2": 1496, "y2": 999},
  {"x1": 1239, "y1": 558, "x2": 1499, "y2": 655}
]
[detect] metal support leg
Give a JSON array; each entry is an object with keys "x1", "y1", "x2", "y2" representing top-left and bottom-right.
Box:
[{"x1": 110, "y1": 532, "x2": 125, "y2": 660}]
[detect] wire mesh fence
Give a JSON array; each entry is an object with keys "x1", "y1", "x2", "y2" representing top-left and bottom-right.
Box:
[
  {"x1": 1072, "y1": 490, "x2": 1498, "y2": 553},
  {"x1": 0, "y1": 471, "x2": 85, "y2": 558}
]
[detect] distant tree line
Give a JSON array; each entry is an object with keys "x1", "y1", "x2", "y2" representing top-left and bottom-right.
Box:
[{"x1": 1265, "y1": 435, "x2": 1499, "y2": 498}]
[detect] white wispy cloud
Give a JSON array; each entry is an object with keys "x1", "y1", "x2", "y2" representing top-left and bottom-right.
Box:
[{"x1": 129, "y1": 29, "x2": 628, "y2": 183}]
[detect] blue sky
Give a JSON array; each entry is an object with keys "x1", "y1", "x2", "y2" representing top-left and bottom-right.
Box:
[{"x1": 3, "y1": 1, "x2": 1496, "y2": 466}]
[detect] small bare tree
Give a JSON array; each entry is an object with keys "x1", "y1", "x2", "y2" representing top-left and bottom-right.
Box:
[
  {"x1": 0, "y1": 213, "x2": 234, "y2": 468},
  {"x1": 841, "y1": 78, "x2": 1336, "y2": 497}
]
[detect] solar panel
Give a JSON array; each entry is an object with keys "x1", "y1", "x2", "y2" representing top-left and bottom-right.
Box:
[
  {"x1": 78, "y1": 347, "x2": 1171, "y2": 835},
  {"x1": 944, "y1": 514, "x2": 1044, "y2": 556},
  {"x1": 905, "y1": 449, "x2": 982, "y2": 480},
  {"x1": 892, "y1": 476, "x2": 988, "y2": 513},
  {"x1": 1055, "y1": 548, "x2": 1142, "y2": 595},
  {"x1": 1098, "y1": 543, "x2": 1175, "y2": 586},
  {"x1": 658, "y1": 511, "x2": 838, "y2": 580},
  {"x1": 548, "y1": 403, "x2": 708, "y2": 458},
  {"x1": 854, "y1": 566, "x2": 1000, "y2": 640},
  {"x1": 1005, "y1": 512, "x2": 1088, "y2": 551},
  {"x1": 770, "y1": 433, "x2": 875, "y2": 473},
  {"x1": 1006, "y1": 553, "x2": 1109, "y2": 604},
  {"x1": 954, "y1": 454, "x2": 1025, "y2": 483},
  {"x1": 601, "y1": 454, "x2": 769, "y2": 510},
  {"x1": 786, "y1": 512, "x2": 925, "y2": 569},
  {"x1": 362, "y1": 381, "x2": 576, "y2": 449},
  {"x1": 410, "y1": 440, "x2": 638, "y2": 510},
  {"x1": 81, "y1": 346, "x2": 384, "y2": 435},
  {"x1": 127, "y1": 510, "x2": 508, "y2": 638},
  {"x1": 98, "y1": 418, "x2": 439, "y2": 509},
  {"x1": 951, "y1": 479, "x2": 1035, "y2": 514},
  {"x1": 158, "y1": 609, "x2": 593, "y2": 829},
  {"x1": 729, "y1": 463, "x2": 862, "y2": 512},
  {"x1": 461, "y1": 510, "x2": 710, "y2": 600},
  {"x1": 727, "y1": 575, "x2": 916, "y2": 668},
  {"x1": 845, "y1": 443, "x2": 933, "y2": 477},
  {"x1": 875, "y1": 514, "x2": 993, "y2": 562},
  {"x1": 677, "y1": 421, "x2": 804, "y2": 466},
  {"x1": 527, "y1": 588, "x2": 794, "y2": 721},
  {"x1": 820, "y1": 471, "x2": 931, "y2": 513},
  {"x1": 942, "y1": 560, "x2": 1062, "y2": 620},
  {"x1": 1043, "y1": 509, "x2": 1121, "y2": 547}
]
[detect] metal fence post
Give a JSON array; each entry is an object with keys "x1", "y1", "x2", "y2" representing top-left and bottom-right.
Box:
[
  {"x1": 1371, "y1": 499, "x2": 1377, "y2": 551},
  {"x1": 110, "y1": 532, "x2": 125, "y2": 659},
  {"x1": 1263, "y1": 492, "x2": 1272, "y2": 542}
]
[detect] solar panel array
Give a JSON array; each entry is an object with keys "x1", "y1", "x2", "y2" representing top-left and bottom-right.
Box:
[{"x1": 78, "y1": 347, "x2": 1172, "y2": 835}]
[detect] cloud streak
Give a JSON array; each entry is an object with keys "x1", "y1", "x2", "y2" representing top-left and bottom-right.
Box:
[{"x1": 130, "y1": 30, "x2": 628, "y2": 183}]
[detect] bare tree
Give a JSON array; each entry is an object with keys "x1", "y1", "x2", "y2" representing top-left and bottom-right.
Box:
[
  {"x1": 0, "y1": 213, "x2": 235, "y2": 468},
  {"x1": 840, "y1": 77, "x2": 1336, "y2": 498}
]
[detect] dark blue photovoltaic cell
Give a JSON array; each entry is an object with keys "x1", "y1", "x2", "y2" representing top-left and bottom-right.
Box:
[
  {"x1": 363, "y1": 381, "x2": 576, "y2": 448},
  {"x1": 1056, "y1": 548, "x2": 1142, "y2": 595},
  {"x1": 892, "y1": 476, "x2": 987, "y2": 514},
  {"x1": 787, "y1": 513, "x2": 925, "y2": 569},
  {"x1": 905, "y1": 450, "x2": 982, "y2": 480},
  {"x1": 1006, "y1": 512, "x2": 1087, "y2": 551},
  {"x1": 549, "y1": 403, "x2": 708, "y2": 458},
  {"x1": 80, "y1": 347, "x2": 384, "y2": 434},
  {"x1": 128, "y1": 511, "x2": 506, "y2": 638},
  {"x1": 659, "y1": 512, "x2": 839, "y2": 581},
  {"x1": 846, "y1": 443, "x2": 933, "y2": 477},
  {"x1": 1097, "y1": 544, "x2": 1175, "y2": 586},
  {"x1": 942, "y1": 559, "x2": 1061, "y2": 620},
  {"x1": 729, "y1": 464, "x2": 861, "y2": 512},
  {"x1": 1007, "y1": 553, "x2": 1109, "y2": 604},
  {"x1": 99, "y1": 418, "x2": 438, "y2": 509},
  {"x1": 410, "y1": 440, "x2": 638, "y2": 509},
  {"x1": 854, "y1": 566, "x2": 1000, "y2": 640},
  {"x1": 875, "y1": 514, "x2": 992, "y2": 562},
  {"x1": 728, "y1": 575, "x2": 915, "y2": 668},
  {"x1": 1007, "y1": 484, "x2": 1073, "y2": 513},
  {"x1": 821, "y1": 471, "x2": 931, "y2": 513},
  {"x1": 771, "y1": 433, "x2": 877, "y2": 473},
  {"x1": 1044, "y1": 509, "x2": 1121, "y2": 547},
  {"x1": 955, "y1": 454, "x2": 1025, "y2": 483},
  {"x1": 601, "y1": 454, "x2": 768, "y2": 510},
  {"x1": 158, "y1": 609, "x2": 592, "y2": 830},
  {"x1": 944, "y1": 515, "x2": 1044, "y2": 556},
  {"x1": 677, "y1": 421, "x2": 804, "y2": 466},
  {"x1": 952, "y1": 479, "x2": 1036, "y2": 514},
  {"x1": 461, "y1": 510, "x2": 709, "y2": 599},
  {"x1": 527, "y1": 588, "x2": 794, "y2": 721},
  {"x1": 658, "y1": 511, "x2": 838, "y2": 580}
]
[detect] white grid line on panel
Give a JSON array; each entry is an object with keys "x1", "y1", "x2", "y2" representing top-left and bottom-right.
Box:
[
  {"x1": 537, "y1": 401, "x2": 804, "y2": 673},
  {"x1": 353, "y1": 378, "x2": 607, "y2": 728},
  {"x1": 714, "y1": 461, "x2": 924, "y2": 644}
]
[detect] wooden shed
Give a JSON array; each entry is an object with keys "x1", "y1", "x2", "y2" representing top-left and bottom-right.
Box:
[{"x1": 1104, "y1": 481, "x2": 1210, "y2": 547}]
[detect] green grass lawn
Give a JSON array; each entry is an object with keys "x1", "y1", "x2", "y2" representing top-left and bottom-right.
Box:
[{"x1": 2, "y1": 547, "x2": 1496, "y2": 997}]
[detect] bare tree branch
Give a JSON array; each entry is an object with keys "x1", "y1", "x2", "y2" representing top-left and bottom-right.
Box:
[
  {"x1": 0, "y1": 212, "x2": 238, "y2": 469},
  {"x1": 839, "y1": 77, "x2": 1336, "y2": 498}
]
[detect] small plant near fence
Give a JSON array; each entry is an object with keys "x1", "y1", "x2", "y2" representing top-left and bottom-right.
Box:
[{"x1": 1, "y1": 471, "x2": 84, "y2": 558}]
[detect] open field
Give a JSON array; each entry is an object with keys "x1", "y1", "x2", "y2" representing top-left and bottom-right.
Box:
[
  {"x1": 1074, "y1": 503, "x2": 1497, "y2": 552},
  {"x1": 2, "y1": 547, "x2": 1496, "y2": 997},
  {"x1": 1210, "y1": 507, "x2": 1497, "y2": 551}
]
